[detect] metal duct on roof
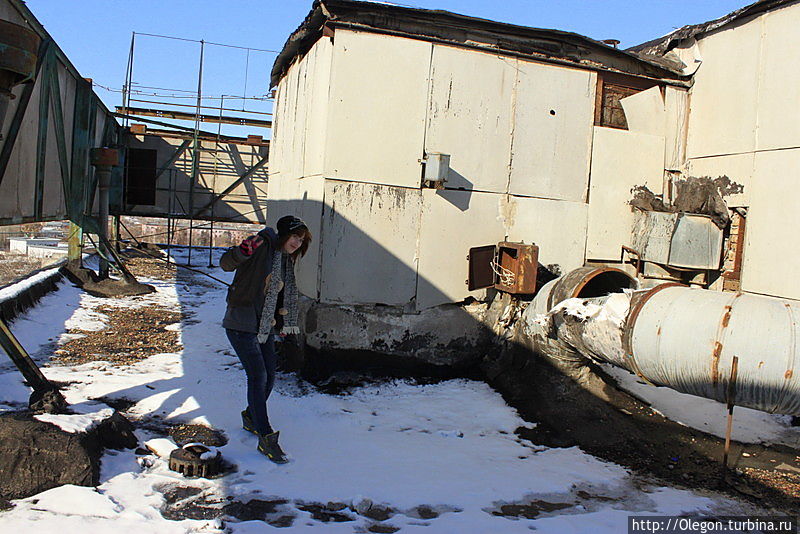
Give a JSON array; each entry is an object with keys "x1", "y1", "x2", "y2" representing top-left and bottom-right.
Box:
[
  {"x1": 623, "y1": 285, "x2": 800, "y2": 415},
  {"x1": 535, "y1": 276, "x2": 800, "y2": 415}
]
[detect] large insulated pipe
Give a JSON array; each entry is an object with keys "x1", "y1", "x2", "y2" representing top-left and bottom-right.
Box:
[
  {"x1": 621, "y1": 285, "x2": 800, "y2": 415},
  {"x1": 0, "y1": 20, "x2": 40, "y2": 137},
  {"x1": 543, "y1": 282, "x2": 800, "y2": 415}
]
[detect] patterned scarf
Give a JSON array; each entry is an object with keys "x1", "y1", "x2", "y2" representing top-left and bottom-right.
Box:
[{"x1": 257, "y1": 251, "x2": 299, "y2": 343}]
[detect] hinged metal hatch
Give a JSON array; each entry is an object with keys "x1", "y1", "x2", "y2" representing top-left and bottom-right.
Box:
[{"x1": 467, "y1": 242, "x2": 539, "y2": 295}]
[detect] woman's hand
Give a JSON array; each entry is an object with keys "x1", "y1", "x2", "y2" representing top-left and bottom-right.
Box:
[{"x1": 239, "y1": 235, "x2": 264, "y2": 256}]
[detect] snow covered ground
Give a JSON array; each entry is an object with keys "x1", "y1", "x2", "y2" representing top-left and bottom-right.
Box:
[{"x1": 0, "y1": 249, "x2": 782, "y2": 533}]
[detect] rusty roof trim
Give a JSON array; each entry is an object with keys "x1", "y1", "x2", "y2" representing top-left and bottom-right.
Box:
[
  {"x1": 270, "y1": 0, "x2": 688, "y2": 88},
  {"x1": 628, "y1": 0, "x2": 798, "y2": 56}
]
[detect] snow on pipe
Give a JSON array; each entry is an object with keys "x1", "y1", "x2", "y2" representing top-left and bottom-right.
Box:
[{"x1": 529, "y1": 272, "x2": 800, "y2": 416}]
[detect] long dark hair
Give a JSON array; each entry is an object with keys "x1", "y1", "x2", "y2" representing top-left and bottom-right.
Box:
[{"x1": 278, "y1": 228, "x2": 312, "y2": 260}]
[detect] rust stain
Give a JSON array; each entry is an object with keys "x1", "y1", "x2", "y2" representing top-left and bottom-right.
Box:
[
  {"x1": 721, "y1": 306, "x2": 732, "y2": 327},
  {"x1": 657, "y1": 326, "x2": 662, "y2": 336},
  {"x1": 711, "y1": 342, "x2": 723, "y2": 385},
  {"x1": 758, "y1": 361, "x2": 765, "y2": 368},
  {"x1": 786, "y1": 370, "x2": 794, "y2": 379}
]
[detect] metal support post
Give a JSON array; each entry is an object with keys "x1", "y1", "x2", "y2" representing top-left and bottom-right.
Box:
[
  {"x1": 113, "y1": 215, "x2": 121, "y2": 252},
  {"x1": 90, "y1": 148, "x2": 119, "y2": 279},
  {"x1": 208, "y1": 219, "x2": 215, "y2": 267},
  {"x1": 0, "y1": 318, "x2": 66, "y2": 411},
  {"x1": 722, "y1": 356, "x2": 739, "y2": 472},
  {"x1": 187, "y1": 39, "x2": 205, "y2": 266},
  {"x1": 67, "y1": 221, "x2": 82, "y2": 262}
]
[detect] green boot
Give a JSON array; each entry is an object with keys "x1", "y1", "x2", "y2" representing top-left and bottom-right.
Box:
[
  {"x1": 258, "y1": 431, "x2": 289, "y2": 464},
  {"x1": 241, "y1": 409, "x2": 257, "y2": 435}
]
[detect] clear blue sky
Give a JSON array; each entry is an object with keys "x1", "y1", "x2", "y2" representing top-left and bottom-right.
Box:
[{"x1": 24, "y1": 0, "x2": 748, "y2": 136}]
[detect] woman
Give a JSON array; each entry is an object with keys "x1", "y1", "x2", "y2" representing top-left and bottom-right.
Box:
[{"x1": 220, "y1": 215, "x2": 310, "y2": 463}]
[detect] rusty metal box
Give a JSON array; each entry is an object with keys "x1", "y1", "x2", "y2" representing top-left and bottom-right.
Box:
[{"x1": 467, "y1": 242, "x2": 539, "y2": 295}]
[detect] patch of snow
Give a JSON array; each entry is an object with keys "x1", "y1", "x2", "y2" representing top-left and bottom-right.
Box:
[
  {"x1": 199, "y1": 449, "x2": 219, "y2": 461},
  {"x1": 34, "y1": 405, "x2": 114, "y2": 433},
  {"x1": 551, "y1": 297, "x2": 603, "y2": 321},
  {"x1": 0, "y1": 266, "x2": 61, "y2": 302},
  {"x1": 16, "y1": 484, "x2": 121, "y2": 518},
  {"x1": 144, "y1": 438, "x2": 179, "y2": 458}
]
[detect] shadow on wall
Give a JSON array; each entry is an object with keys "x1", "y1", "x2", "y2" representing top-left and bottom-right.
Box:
[{"x1": 436, "y1": 168, "x2": 473, "y2": 212}]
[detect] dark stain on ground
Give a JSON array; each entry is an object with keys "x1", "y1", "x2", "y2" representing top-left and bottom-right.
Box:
[
  {"x1": 90, "y1": 396, "x2": 137, "y2": 412},
  {"x1": 294, "y1": 346, "x2": 483, "y2": 394},
  {"x1": 493, "y1": 500, "x2": 572, "y2": 519},
  {"x1": 160, "y1": 486, "x2": 221, "y2": 521},
  {"x1": 359, "y1": 504, "x2": 395, "y2": 521},
  {"x1": 160, "y1": 485, "x2": 297, "y2": 526},
  {"x1": 367, "y1": 524, "x2": 400, "y2": 533},
  {"x1": 415, "y1": 505, "x2": 439, "y2": 519},
  {"x1": 295, "y1": 501, "x2": 355, "y2": 522},
  {"x1": 223, "y1": 498, "x2": 295, "y2": 527}
]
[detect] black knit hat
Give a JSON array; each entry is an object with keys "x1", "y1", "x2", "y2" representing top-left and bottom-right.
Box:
[{"x1": 276, "y1": 215, "x2": 307, "y2": 237}]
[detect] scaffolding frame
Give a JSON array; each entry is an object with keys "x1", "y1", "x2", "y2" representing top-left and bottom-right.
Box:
[{"x1": 120, "y1": 31, "x2": 274, "y2": 260}]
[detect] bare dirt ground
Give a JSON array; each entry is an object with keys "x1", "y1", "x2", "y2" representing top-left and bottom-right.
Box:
[
  {"x1": 0, "y1": 253, "x2": 52, "y2": 286},
  {"x1": 51, "y1": 254, "x2": 182, "y2": 366}
]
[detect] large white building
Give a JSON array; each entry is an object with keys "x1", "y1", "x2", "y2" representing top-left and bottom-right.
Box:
[{"x1": 268, "y1": 0, "x2": 799, "y2": 314}]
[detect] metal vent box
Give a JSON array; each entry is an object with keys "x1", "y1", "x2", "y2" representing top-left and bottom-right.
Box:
[{"x1": 467, "y1": 242, "x2": 539, "y2": 295}]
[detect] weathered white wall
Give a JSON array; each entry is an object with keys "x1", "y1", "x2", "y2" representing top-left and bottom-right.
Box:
[
  {"x1": 319, "y1": 181, "x2": 421, "y2": 306},
  {"x1": 621, "y1": 87, "x2": 664, "y2": 137},
  {"x1": 505, "y1": 196, "x2": 588, "y2": 274},
  {"x1": 586, "y1": 127, "x2": 665, "y2": 261},
  {"x1": 268, "y1": 37, "x2": 335, "y2": 297},
  {"x1": 268, "y1": 28, "x2": 616, "y2": 309},
  {"x1": 754, "y1": 3, "x2": 800, "y2": 152},
  {"x1": 686, "y1": 17, "x2": 762, "y2": 159},
  {"x1": 272, "y1": 37, "x2": 333, "y2": 186},
  {"x1": 663, "y1": 86, "x2": 689, "y2": 171},
  {"x1": 425, "y1": 44, "x2": 514, "y2": 194},
  {"x1": 684, "y1": 3, "x2": 800, "y2": 300},
  {"x1": 740, "y1": 149, "x2": 800, "y2": 300},
  {"x1": 267, "y1": 174, "x2": 325, "y2": 299},
  {"x1": 324, "y1": 31, "x2": 430, "y2": 188},
  {"x1": 509, "y1": 62, "x2": 595, "y2": 201},
  {"x1": 685, "y1": 153, "x2": 753, "y2": 207},
  {"x1": 416, "y1": 190, "x2": 505, "y2": 309}
]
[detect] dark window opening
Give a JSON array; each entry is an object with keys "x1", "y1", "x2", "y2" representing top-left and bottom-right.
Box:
[
  {"x1": 594, "y1": 72, "x2": 662, "y2": 130},
  {"x1": 125, "y1": 148, "x2": 158, "y2": 205}
]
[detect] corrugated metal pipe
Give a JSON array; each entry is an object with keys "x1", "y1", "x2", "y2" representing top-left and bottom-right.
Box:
[{"x1": 525, "y1": 270, "x2": 800, "y2": 415}]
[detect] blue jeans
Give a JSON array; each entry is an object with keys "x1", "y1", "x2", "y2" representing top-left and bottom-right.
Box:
[{"x1": 225, "y1": 328, "x2": 277, "y2": 435}]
